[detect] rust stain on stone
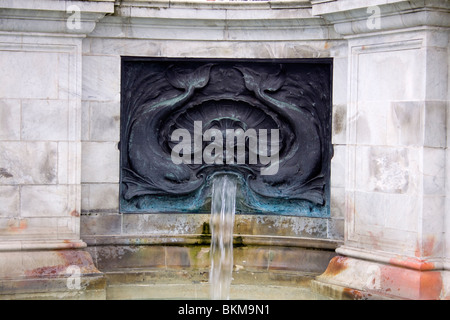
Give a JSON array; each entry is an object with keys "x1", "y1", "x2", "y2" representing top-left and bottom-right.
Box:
[
  {"x1": 420, "y1": 271, "x2": 442, "y2": 300},
  {"x1": 24, "y1": 265, "x2": 68, "y2": 278},
  {"x1": 415, "y1": 235, "x2": 436, "y2": 258},
  {"x1": 343, "y1": 287, "x2": 372, "y2": 300},
  {"x1": 57, "y1": 250, "x2": 91, "y2": 268},
  {"x1": 322, "y1": 256, "x2": 348, "y2": 276},
  {"x1": 380, "y1": 264, "x2": 443, "y2": 300},
  {"x1": 62, "y1": 239, "x2": 84, "y2": 249},
  {"x1": 70, "y1": 209, "x2": 80, "y2": 217},
  {"x1": 8, "y1": 219, "x2": 27, "y2": 233},
  {"x1": 390, "y1": 256, "x2": 435, "y2": 271},
  {"x1": 25, "y1": 250, "x2": 99, "y2": 278}
]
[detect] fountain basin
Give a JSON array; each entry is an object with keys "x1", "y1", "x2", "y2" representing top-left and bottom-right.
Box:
[
  {"x1": 104, "y1": 269, "x2": 332, "y2": 300},
  {"x1": 84, "y1": 234, "x2": 339, "y2": 300}
]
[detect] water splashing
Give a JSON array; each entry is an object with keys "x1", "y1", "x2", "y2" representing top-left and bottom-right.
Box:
[{"x1": 209, "y1": 174, "x2": 237, "y2": 300}]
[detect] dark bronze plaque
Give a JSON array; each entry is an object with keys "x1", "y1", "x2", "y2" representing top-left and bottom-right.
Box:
[{"x1": 120, "y1": 58, "x2": 333, "y2": 216}]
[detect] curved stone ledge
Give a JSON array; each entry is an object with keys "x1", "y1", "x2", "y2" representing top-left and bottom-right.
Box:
[
  {"x1": 336, "y1": 245, "x2": 445, "y2": 271},
  {"x1": 83, "y1": 234, "x2": 341, "y2": 250},
  {"x1": 0, "y1": 249, "x2": 106, "y2": 299},
  {"x1": 0, "y1": 240, "x2": 87, "y2": 252}
]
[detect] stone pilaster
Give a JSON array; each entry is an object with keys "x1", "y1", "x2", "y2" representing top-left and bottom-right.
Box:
[
  {"x1": 0, "y1": 0, "x2": 113, "y2": 299},
  {"x1": 312, "y1": 0, "x2": 450, "y2": 299}
]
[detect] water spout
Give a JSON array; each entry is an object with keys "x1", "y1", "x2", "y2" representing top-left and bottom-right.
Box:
[{"x1": 209, "y1": 174, "x2": 237, "y2": 300}]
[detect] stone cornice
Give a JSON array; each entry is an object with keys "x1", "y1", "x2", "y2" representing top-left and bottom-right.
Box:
[
  {"x1": 114, "y1": 0, "x2": 315, "y2": 20},
  {"x1": 1, "y1": 0, "x2": 448, "y2": 37},
  {"x1": 312, "y1": 0, "x2": 450, "y2": 36},
  {"x1": 0, "y1": 0, "x2": 114, "y2": 35},
  {"x1": 117, "y1": 0, "x2": 312, "y2": 10},
  {"x1": 87, "y1": 0, "x2": 340, "y2": 41}
]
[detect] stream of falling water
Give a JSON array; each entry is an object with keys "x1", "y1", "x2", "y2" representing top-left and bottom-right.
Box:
[{"x1": 209, "y1": 174, "x2": 237, "y2": 300}]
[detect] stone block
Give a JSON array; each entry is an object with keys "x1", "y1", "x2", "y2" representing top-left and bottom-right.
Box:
[
  {"x1": 353, "y1": 191, "x2": 385, "y2": 228},
  {"x1": 268, "y1": 247, "x2": 336, "y2": 273},
  {"x1": 121, "y1": 213, "x2": 208, "y2": 235},
  {"x1": 81, "y1": 100, "x2": 90, "y2": 141},
  {"x1": 384, "y1": 193, "x2": 419, "y2": 232},
  {"x1": 356, "y1": 44, "x2": 425, "y2": 101},
  {"x1": 422, "y1": 147, "x2": 446, "y2": 195},
  {"x1": 330, "y1": 187, "x2": 345, "y2": 218},
  {"x1": 355, "y1": 146, "x2": 413, "y2": 194},
  {"x1": 0, "y1": 50, "x2": 59, "y2": 99},
  {"x1": 165, "y1": 246, "x2": 192, "y2": 268},
  {"x1": 421, "y1": 196, "x2": 446, "y2": 244},
  {"x1": 425, "y1": 47, "x2": 448, "y2": 100},
  {"x1": 445, "y1": 196, "x2": 450, "y2": 262},
  {"x1": 0, "y1": 141, "x2": 57, "y2": 185},
  {"x1": 21, "y1": 185, "x2": 72, "y2": 217},
  {"x1": 80, "y1": 213, "x2": 121, "y2": 236},
  {"x1": 21, "y1": 100, "x2": 69, "y2": 141},
  {"x1": 94, "y1": 245, "x2": 166, "y2": 271},
  {"x1": 387, "y1": 101, "x2": 423, "y2": 147},
  {"x1": 0, "y1": 186, "x2": 19, "y2": 218},
  {"x1": 89, "y1": 101, "x2": 120, "y2": 141},
  {"x1": 57, "y1": 141, "x2": 81, "y2": 185},
  {"x1": 88, "y1": 38, "x2": 161, "y2": 56},
  {"x1": 234, "y1": 215, "x2": 328, "y2": 239},
  {"x1": 0, "y1": 215, "x2": 80, "y2": 241},
  {"x1": 356, "y1": 101, "x2": 388, "y2": 146},
  {"x1": 332, "y1": 57, "x2": 348, "y2": 106},
  {"x1": 327, "y1": 217, "x2": 344, "y2": 240},
  {"x1": 82, "y1": 183, "x2": 119, "y2": 213},
  {"x1": 82, "y1": 55, "x2": 120, "y2": 101},
  {"x1": 331, "y1": 144, "x2": 345, "y2": 188},
  {"x1": 0, "y1": 218, "x2": 30, "y2": 239},
  {"x1": 332, "y1": 104, "x2": 346, "y2": 145},
  {"x1": 0, "y1": 99, "x2": 20, "y2": 140},
  {"x1": 233, "y1": 246, "x2": 270, "y2": 270},
  {"x1": 81, "y1": 142, "x2": 119, "y2": 183},
  {"x1": 424, "y1": 101, "x2": 447, "y2": 148},
  {"x1": 57, "y1": 216, "x2": 80, "y2": 239},
  {"x1": 56, "y1": 51, "x2": 77, "y2": 101}
]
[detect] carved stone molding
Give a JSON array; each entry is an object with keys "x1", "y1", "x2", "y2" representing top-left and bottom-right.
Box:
[
  {"x1": 0, "y1": 0, "x2": 114, "y2": 35},
  {"x1": 312, "y1": 0, "x2": 450, "y2": 36}
]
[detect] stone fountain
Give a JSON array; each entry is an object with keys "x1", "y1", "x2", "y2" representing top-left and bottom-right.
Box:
[{"x1": 118, "y1": 58, "x2": 334, "y2": 299}]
